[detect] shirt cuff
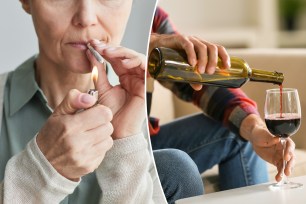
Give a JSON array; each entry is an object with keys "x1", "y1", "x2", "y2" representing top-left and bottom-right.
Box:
[
  {"x1": 104, "y1": 132, "x2": 147, "y2": 158},
  {"x1": 28, "y1": 134, "x2": 80, "y2": 193},
  {"x1": 228, "y1": 105, "x2": 259, "y2": 136}
]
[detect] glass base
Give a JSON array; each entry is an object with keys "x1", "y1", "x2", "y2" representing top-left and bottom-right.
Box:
[{"x1": 269, "y1": 181, "x2": 303, "y2": 191}]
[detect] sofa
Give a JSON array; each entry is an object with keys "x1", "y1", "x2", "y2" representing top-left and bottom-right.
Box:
[{"x1": 149, "y1": 49, "x2": 306, "y2": 193}]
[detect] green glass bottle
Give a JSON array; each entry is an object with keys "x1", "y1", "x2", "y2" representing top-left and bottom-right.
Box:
[{"x1": 148, "y1": 47, "x2": 284, "y2": 88}]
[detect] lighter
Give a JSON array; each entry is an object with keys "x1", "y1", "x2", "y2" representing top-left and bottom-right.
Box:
[
  {"x1": 87, "y1": 66, "x2": 99, "y2": 105},
  {"x1": 87, "y1": 89, "x2": 98, "y2": 101}
]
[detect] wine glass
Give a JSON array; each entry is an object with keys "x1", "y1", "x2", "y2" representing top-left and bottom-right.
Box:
[{"x1": 265, "y1": 88, "x2": 302, "y2": 190}]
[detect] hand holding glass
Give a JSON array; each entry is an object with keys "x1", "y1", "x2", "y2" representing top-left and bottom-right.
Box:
[{"x1": 265, "y1": 88, "x2": 302, "y2": 190}]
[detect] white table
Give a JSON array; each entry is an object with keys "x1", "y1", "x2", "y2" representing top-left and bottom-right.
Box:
[{"x1": 176, "y1": 175, "x2": 306, "y2": 204}]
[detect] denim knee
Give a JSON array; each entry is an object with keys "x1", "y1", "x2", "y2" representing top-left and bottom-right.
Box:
[{"x1": 153, "y1": 149, "x2": 204, "y2": 204}]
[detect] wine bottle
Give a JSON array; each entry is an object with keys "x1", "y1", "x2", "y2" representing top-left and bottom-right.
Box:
[{"x1": 148, "y1": 47, "x2": 284, "y2": 88}]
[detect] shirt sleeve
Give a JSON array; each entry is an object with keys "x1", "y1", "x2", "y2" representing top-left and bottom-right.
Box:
[
  {"x1": 96, "y1": 133, "x2": 167, "y2": 204},
  {"x1": 160, "y1": 81, "x2": 259, "y2": 134},
  {"x1": 152, "y1": 7, "x2": 177, "y2": 35},
  {"x1": 0, "y1": 135, "x2": 79, "y2": 204},
  {"x1": 148, "y1": 7, "x2": 178, "y2": 136}
]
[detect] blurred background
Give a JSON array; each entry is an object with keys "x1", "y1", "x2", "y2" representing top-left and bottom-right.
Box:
[
  {"x1": 151, "y1": 1, "x2": 306, "y2": 185},
  {"x1": 159, "y1": 0, "x2": 306, "y2": 48},
  {"x1": 152, "y1": 0, "x2": 306, "y2": 151}
]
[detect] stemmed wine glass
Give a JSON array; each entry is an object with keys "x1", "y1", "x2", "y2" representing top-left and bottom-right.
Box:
[{"x1": 265, "y1": 88, "x2": 302, "y2": 190}]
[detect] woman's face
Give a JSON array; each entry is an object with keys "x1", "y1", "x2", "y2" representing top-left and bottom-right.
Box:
[{"x1": 21, "y1": 0, "x2": 133, "y2": 73}]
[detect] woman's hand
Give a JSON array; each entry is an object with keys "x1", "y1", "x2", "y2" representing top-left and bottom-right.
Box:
[
  {"x1": 240, "y1": 114, "x2": 296, "y2": 182},
  {"x1": 87, "y1": 40, "x2": 145, "y2": 139},
  {"x1": 37, "y1": 90, "x2": 114, "y2": 181},
  {"x1": 149, "y1": 33, "x2": 231, "y2": 90}
]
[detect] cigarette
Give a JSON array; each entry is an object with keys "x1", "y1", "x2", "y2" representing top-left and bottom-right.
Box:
[{"x1": 87, "y1": 43, "x2": 105, "y2": 64}]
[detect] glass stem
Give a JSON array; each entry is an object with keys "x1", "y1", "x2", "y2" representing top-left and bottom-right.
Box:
[{"x1": 280, "y1": 138, "x2": 288, "y2": 185}]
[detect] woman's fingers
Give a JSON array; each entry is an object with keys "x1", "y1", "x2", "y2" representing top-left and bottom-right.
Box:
[
  {"x1": 86, "y1": 49, "x2": 112, "y2": 94},
  {"x1": 91, "y1": 43, "x2": 146, "y2": 72}
]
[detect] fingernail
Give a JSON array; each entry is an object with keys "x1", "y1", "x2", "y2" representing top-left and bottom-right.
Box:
[
  {"x1": 105, "y1": 47, "x2": 117, "y2": 52},
  {"x1": 122, "y1": 59, "x2": 130, "y2": 64},
  {"x1": 91, "y1": 39, "x2": 101, "y2": 45},
  {"x1": 81, "y1": 94, "x2": 96, "y2": 104},
  {"x1": 227, "y1": 60, "x2": 231, "y2": 68},
  {"x1": 207, "y1": 67, "x2": 215, "y2": 74},
  {"x1": 95, "y1": 43, "x2": 108, "y2": 49},
  {"x1": 198, "y1": 65, "x2": 205, "y2": 74},
  {"x1": 90, "y1": 40, "x2": 107, "y2": 49},
  {"x1": 191, "y1": 59, "x2": 197, "y2": 66}
]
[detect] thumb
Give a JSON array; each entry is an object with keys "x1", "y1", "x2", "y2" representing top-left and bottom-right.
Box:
[
  {"x1": 86, "y1": 49, "x2": 112, "y2": 93},
  {"x1": 53, "y1": 89, "x2": 97, "y2": 115}
]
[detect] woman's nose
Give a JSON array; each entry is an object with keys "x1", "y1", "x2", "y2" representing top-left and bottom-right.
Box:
[{"x1": 72, "y1": 1, "x2": 98, "y2": 28}]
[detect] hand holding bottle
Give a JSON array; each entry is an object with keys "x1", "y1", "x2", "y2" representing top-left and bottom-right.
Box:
[
  {"x1": 148, "y1": 47, "x2": 284, "y2": 88},
  {"x1": 149, "y1": 33, "x2": 231, "y2": 90}
]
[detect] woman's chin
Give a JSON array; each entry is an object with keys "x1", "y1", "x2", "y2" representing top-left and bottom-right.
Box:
[{"x1": 64, "y1": 58, "x2": 92, "y2": 74}]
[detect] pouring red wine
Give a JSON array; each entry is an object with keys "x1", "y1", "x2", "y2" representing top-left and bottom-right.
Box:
[{"x1": 265, "y1": 87, "x2": 302, "y2": 190}]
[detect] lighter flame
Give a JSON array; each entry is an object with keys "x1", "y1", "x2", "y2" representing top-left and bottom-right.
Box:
[{"x1": 92, "y1": 66, "x2": 98, "y2": 84}]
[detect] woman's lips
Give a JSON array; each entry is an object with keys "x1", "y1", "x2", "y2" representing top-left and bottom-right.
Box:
[{"x1": 67, "y1": 42, "x2": 88, "y2": 50}]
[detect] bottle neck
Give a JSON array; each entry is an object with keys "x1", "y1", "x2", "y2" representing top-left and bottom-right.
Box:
[{"x1": 250, "y1": 68, "x2": 284, "y2": 85}]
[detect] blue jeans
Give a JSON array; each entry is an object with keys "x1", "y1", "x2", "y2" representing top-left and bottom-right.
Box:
[
  {"x1": 151, "y1": 113, "x2": 268, "y2": 192},
  {"x1": 153, "y1": 149, "x2": 204, "y2": 204}
]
